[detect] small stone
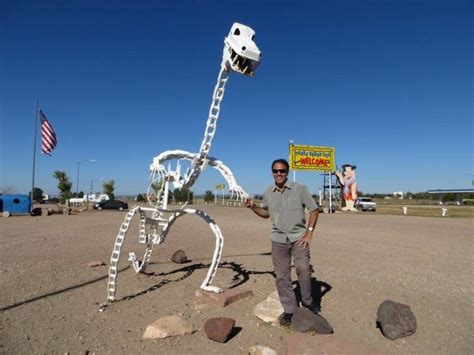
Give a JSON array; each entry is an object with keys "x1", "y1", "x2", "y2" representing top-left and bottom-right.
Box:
[
  {"x1": 143, "y1": 315, "x2": 194, "y2": 339},
  {"x1": 87, "y1": 261, "x2": 106, "y2": 267},
  {"x1": 248, "y1": 345, "x2": 278, "y2": 355},
  {"x1": 171, "y1": 250, "x2": 189, "y2": 264},
  {"x1": 291, "y1": 307, "x2": 333, "y2": 334},
  {"x1": 204, "y1": 317, "x2": 235, "y2": 343},
  {"x1": 376, "y1": 300, "x2": 417, "y2": 340}
]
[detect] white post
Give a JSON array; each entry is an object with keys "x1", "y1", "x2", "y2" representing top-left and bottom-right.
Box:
[
  {"x1": 329, "y1": 173, "x2": 332, "y2": 213},
  {"x1": 163, "y1": 180, "x2": 169, "y2": 210},
  {"x1": 442, "y1": 208, "x2": 447, "y2": 217},
  {"x1": 289, "y1": 140, "x2": 295, "y2": 182},
  {"x1": 319, "y1": 188, "x2": 322, "y2": 206},
  {"x1": 402, "y1": 206, "x2": 407, "y2": 215},
  {"x1": 222, "y1": 189, "x2": 225, "y2": 205}
]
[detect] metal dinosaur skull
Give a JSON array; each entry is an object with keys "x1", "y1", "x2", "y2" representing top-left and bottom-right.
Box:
[{"x1": 223, "y1": 22, "x2": 261, "y2": 76}]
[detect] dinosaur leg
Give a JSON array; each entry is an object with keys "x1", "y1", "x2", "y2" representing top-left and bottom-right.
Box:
[
  {"x1": 186, "y1": 209, "x2": 224, "y2": 293},
  {"x1": 128, "y1": 209, "x2": 154, "y2": 273},
  {"x1": 154, "y1": 208, "x2": 224, "y2": 293},
  {"x1": 105, "y1": 206, "x2": 141, "y2": 304},
  {"x1": 104, "y1": 206, "x2": 160, "y2": 306}
]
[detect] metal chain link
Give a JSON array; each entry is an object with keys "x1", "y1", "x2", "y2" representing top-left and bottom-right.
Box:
[{"x1": 184, "y1": 67, "x2": 229, "y2": 187}]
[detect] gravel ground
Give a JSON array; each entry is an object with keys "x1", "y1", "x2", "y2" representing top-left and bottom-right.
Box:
[{"x1": 0, "y1": 205, "x2": 472, "y2": 354}]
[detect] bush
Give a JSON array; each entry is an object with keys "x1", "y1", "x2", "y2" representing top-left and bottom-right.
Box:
[{"x1": 204, "y1": 190, "x2": 214, "y2": 203}]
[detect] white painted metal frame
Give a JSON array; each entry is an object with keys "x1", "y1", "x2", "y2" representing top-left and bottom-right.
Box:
[{"x1": 101, "y1": 23, "x2": 261, "y2": 309}]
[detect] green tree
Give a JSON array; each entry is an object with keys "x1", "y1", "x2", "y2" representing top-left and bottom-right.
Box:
[
  {"x1": 151, "y1": 181, "x2": 163, "y2": 195},
  {"x1": 204, "y1": 190, "x2": 214, "y2": 203},
  {"x1": 103, "y1": 180, "x2": 115, "y2": 200},
  {"x1": 136, "y1": 193, "x2": 146, "y2": 202},
  {"x1": 151, "y1": 180, "x2": 174, "y2": 202},
  {"x1": 173, "y1": 188, "x2": 193, "y2": 203},
  {"x1": 32, "y1": 187, "x2": 44, "y2": 203},
  {"x1": 53, "y1": 171, "x2": 73, "y2": 203}
]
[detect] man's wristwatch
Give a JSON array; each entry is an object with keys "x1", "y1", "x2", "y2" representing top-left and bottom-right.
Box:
[{"x1": 308, "y1": 227, "x2": 314, "y2": 232}]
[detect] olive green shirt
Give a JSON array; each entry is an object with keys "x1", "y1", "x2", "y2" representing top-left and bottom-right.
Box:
[{"x1": 262, "y1": 181, "x2": 319, "y2": 243}]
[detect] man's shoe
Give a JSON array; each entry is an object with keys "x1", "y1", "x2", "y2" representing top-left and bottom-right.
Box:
[
  {"x1": 303, "y1": 302, "x2": 321, "y2": 314},
  {"x1": 278, "y1": 312, "x2": 293, "y2": 328}
]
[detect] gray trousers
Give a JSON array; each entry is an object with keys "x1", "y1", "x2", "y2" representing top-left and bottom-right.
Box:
[{"x1": 272, "y1": 239, "x2": 313, "y2": 313}]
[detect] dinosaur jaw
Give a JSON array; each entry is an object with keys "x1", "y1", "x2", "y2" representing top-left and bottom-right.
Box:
[
  {"x1": 227, "y1": 47, "x2": 260, "y2": 77},
  {"x1": 223, "y1": 22, "x2": 261, "y2": 77}
]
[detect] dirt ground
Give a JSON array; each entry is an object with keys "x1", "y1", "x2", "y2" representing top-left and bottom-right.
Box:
[{"x1": 1, "y1": 205, "x2": 472, "y2": 354}]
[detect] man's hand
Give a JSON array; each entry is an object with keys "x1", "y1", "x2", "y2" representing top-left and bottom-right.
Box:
[
  {"x1": 297, "y1": 232, "x2": 313, "y2": 248},
  {"x1": 246, "y1": 199, "x2": 270, "y2": 219}
]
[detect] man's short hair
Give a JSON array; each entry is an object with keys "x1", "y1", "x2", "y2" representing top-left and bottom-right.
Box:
[{"x1": 271, "y1": 159, "x2": 290, "y2": 171}]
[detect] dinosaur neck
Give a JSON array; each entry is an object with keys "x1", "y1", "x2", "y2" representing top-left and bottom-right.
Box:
[
  {"x1": 198, "y1": 66, "x2": 229, "y2": 159},
  {"x1": 183, "y1": 66, "x2": 230, "y2": 187}
]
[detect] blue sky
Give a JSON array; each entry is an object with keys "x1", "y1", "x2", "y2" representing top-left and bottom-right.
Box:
[{"x1": 1, "y1": 0, "x2": 472, "y2": 196}]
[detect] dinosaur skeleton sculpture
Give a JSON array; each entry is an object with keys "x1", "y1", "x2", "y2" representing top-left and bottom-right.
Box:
[{"x1": 101, "y1": 23, "x2": 261, "y2": 309}]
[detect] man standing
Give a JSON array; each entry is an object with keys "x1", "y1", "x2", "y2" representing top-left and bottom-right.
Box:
[{"x1": 245, "y1": 159, "x2": 320, "y2": 328}]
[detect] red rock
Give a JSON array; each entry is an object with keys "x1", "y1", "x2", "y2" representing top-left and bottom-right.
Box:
[
  {"x1": 195, "y1": 288, "x2": 253, "y2": 307},
  {"x1": 204, "y1": 317, "x2": 235, "y2": 343}
]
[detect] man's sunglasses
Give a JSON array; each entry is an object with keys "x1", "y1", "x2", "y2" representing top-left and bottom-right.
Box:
[{"x1": 272, "y1": 169, "x2": 288, "y2": 174}]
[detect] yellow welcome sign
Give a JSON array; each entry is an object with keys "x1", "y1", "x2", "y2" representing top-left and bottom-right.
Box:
[
  {"x1": 289, "y1": 145, "x2": 335, "y2": 172},
  {"x1": 215, "y1": 183, "x2": 225, "y2": 190}
]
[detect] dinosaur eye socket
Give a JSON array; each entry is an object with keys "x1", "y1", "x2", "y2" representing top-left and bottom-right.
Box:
[
  {"x1": 252, "y1": 35, "x2": 255, "y2": 41},
  {"x1": 234, "y1": 28, "x2": 240, "y2": 35}
]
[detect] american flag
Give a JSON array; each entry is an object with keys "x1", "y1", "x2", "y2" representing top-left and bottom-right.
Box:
[{"x1": 40, "y1": 110, "x2": 57, "y2": 155}]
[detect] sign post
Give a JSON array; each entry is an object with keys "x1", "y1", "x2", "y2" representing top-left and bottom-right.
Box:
[{"x1": 215, "y1": 183, "x2": 225, "y2": 205}]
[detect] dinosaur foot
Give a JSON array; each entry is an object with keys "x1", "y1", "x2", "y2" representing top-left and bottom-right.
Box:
[{"x1": 201, "y1": 285, "x2": 224, "y2": 293}]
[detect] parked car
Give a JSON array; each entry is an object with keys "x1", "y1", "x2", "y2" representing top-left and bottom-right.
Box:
[
  {"x1": 355, "y1": 197, "x2": 377, "y2": 212},
  {"x1": 93, "y1": 200, "x2": 129, "y2": 211}
]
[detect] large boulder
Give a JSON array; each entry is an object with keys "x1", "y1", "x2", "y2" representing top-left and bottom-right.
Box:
[
  {"x1": 253, "y1": 290, "x2": 284, "y2": 323},
  {"x1": 376, "y1": 300, "x2": 417, "y2": 340},
  {"x1": 291, "y1": 307, "x2": 333, "y2": 334}
]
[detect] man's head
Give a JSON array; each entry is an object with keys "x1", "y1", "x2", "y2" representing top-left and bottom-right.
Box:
[{"x1": 271, "y1": 159, "x2": 289, "y2": 187}]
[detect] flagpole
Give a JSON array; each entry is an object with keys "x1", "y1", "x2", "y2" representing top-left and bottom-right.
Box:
[{"x1": 31, "y1": 100, "x2": 39, "y2": 212}]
